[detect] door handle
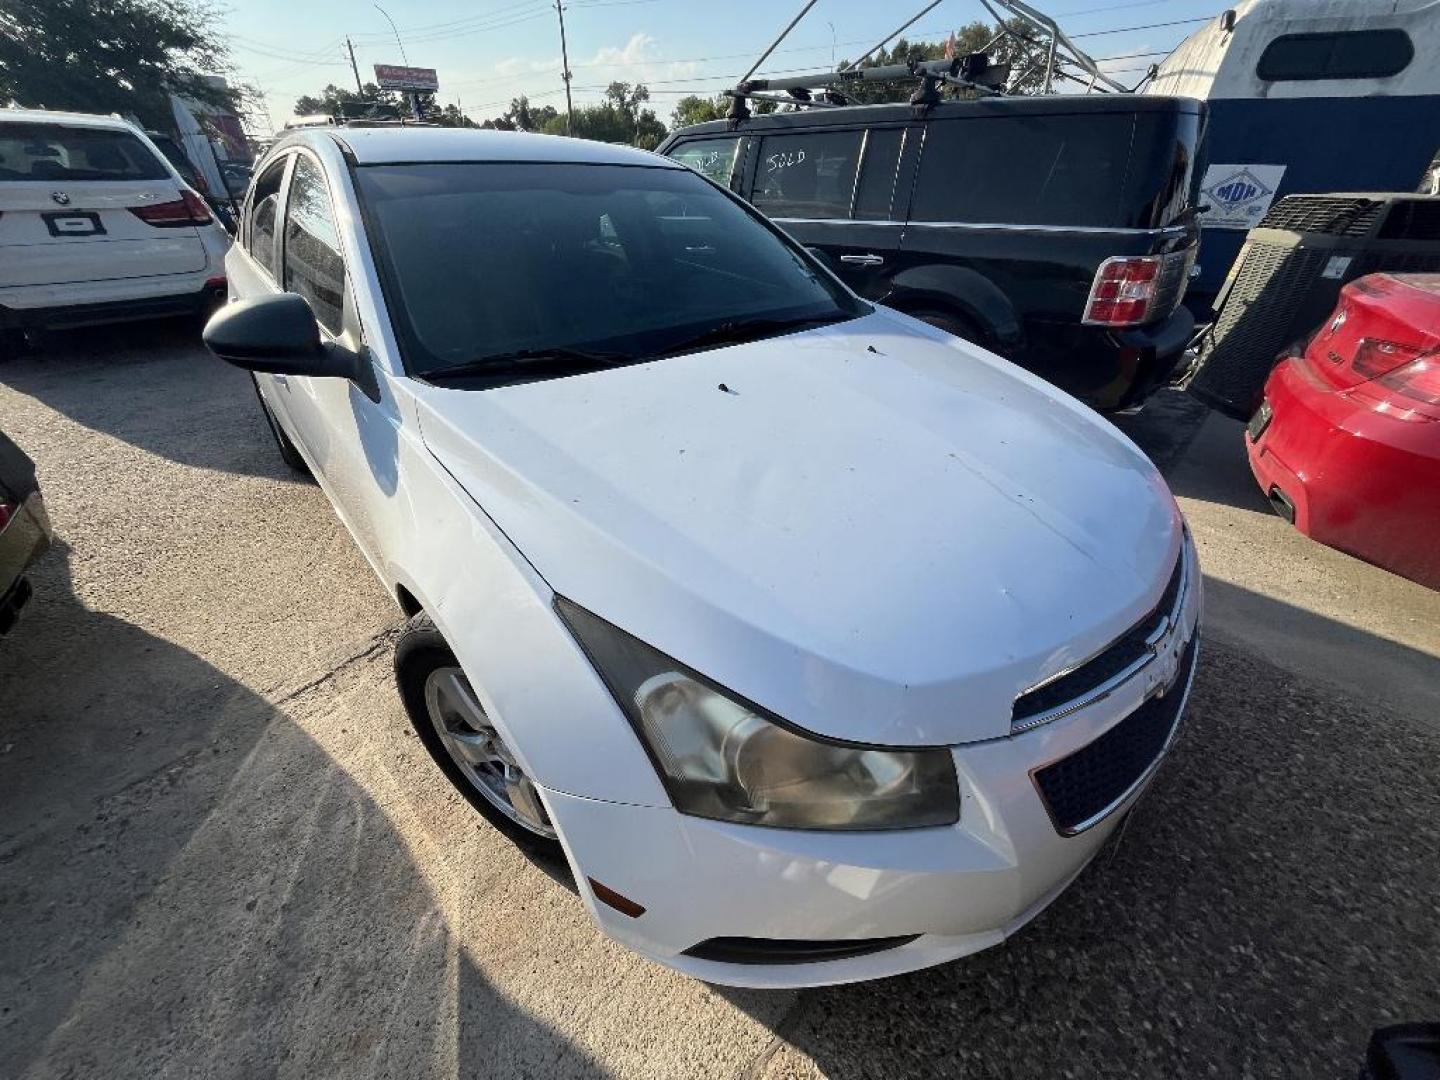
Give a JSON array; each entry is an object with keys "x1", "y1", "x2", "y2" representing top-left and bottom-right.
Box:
[{"x1": 839, "y1": 253, "x2": 884, "y2": 266}]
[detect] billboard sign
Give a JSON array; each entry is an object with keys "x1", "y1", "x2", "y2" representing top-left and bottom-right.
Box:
[{"x1": 374, "y1": 64, "x2": 439, "y2": 92}]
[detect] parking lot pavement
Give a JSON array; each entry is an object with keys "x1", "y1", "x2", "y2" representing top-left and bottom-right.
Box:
[{"x1": 3, "y1": 326, "x2": 1438, "y2": 1079}]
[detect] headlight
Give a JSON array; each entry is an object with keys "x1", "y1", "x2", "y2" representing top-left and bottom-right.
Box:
[{"x1": 556, "y1": 598, "x2": 959, "y2": 831}]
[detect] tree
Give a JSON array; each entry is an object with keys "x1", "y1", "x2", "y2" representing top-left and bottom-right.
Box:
[
  {"x1": 293, "y1": 83, "x2": 401, "y2": 118},
  {"x1": 0, "y1": 0, "x2": 239, "y2": 127},
  {"x1": 671, "y1": 94, "x2": 727, "y2": 129},
  {"x1": 500, "y1": 95, "x2": 559, "y2": 132},
  {"x1": 539, "y1": 82, "x2": 666, "y2": 149},
  {"x1": 834, "y1": 21, "x2": 1049, "y2": 105}
]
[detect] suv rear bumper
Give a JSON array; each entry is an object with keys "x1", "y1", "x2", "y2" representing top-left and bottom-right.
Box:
[
  {"x1": 1022, "y1": 305, "x2": 1194, "y2": 411},
  {"x1": 0, "y1": 281, "x2": 224, "y2": 331},
  {"x1": 1112, "y1": 304, "x2": 1197, "y2": 409}
]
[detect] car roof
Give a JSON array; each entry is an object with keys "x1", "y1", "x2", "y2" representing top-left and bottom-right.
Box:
[
  {"x1": 0, "y1": 108, "x2": 140, "y2": 131},
  {"x1": 664, "y1": 93, "x2": 1204, "y2": 141},
  {"x1": 320, "y1": 126, "x2": 682, "y2": 169}
]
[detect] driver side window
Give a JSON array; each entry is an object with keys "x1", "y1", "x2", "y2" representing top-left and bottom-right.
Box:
[
  {"x1": 246, "y1": 157, "x2": 288, "y2": 280},
  {"x1": 282, "y1": 156, "x2": 347, "y2": 337}
]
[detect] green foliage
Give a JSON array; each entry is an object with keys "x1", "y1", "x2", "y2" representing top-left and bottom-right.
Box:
[
  {"x1": 835, "y1": 21, "x2": 1049, "y2": 104},
  {"x1": 493, "y1": 95, "x2": 559, "y2": 132},
  {"x1": 0, "y1": 0, "x2": 239, "y2": 127},
  {"x1": 539, "y1": 82, "x2": 667, "y2": 149},
  {"x1": 292, "y1": 83, "x2": 474, "y2": 127},
  {"x1": 293, "y1": 83, "x2": 400, "y2": 118},
  {"x1": 671, "y1": 94, "x2": 727, "y2": 129}
]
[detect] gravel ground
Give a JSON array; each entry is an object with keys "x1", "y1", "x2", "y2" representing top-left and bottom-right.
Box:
[{"x1": 2, "y1": 322, "x2": 1437, "y2": 1079}]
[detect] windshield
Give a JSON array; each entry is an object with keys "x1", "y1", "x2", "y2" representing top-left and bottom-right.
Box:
[
  {"x1": 0, "y1": 123, "x2": 170, "y2": 183},
  {"x1": 355, "y1": 161, "x2": 860, "y2": 382}
]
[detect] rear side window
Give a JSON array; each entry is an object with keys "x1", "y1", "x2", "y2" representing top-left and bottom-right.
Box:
[
  {"x1": 669, "y1": 138, "x2": 741, "y2": 187},
  {"x1": 853, "y1": 129, "x2": 904, "y2": 220},
  {"x1": 283, "y1": 156, "x2": 346, "y2": 336},
  {"x1": 0, "y1": 123, "x2": 168, "y2": 182},
  {"x1": 752, "y1": 130, "x2": 863, "y2": 219},
  {"x1": 246, "y1": 157, "x2": 288, "y2": 280},
  {"x1": 911, "y1": 115, "x2": 1143, "y2": 228},
  {"x1": 1257, "y1": 30, "x2": 1413, "y2": 81}
]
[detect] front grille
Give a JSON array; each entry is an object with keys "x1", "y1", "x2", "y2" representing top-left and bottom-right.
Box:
[
  {"x1": 1011, "y1": 551, "x2": 1184, "y2": 730},
  {"x1": 1033, "y1": 635, "x2": 1197, "y2": 835},
  {"x1": 682, "y1": 935, "x2": 919, "y2": 965}
]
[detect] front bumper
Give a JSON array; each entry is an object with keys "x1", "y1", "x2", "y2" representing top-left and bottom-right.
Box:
[{"x1": 545, "y1": 543, "x2": 1202, "y2": 988}]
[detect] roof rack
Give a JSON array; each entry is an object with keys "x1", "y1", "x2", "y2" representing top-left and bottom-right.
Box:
[{"x1": 724, "y1": 0, "x2": 1129, "y2": 121}]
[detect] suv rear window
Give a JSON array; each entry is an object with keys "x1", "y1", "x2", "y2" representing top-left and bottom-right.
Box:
[
  {"x1": 911, "y1": 113, "x2": 1191, "y2": 229},
  {"x1": 0, "y1": 123, "x2": 169, "y2": 182}
]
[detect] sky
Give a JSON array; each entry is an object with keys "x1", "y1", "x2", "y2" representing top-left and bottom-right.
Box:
[{"x1": 220, "y1": 0, "x2": 1226, "y2": 134}]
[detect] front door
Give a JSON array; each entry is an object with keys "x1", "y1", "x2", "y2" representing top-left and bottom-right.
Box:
[{"x1": 274, "y1": 151, "x2": 400, "y2": 570}]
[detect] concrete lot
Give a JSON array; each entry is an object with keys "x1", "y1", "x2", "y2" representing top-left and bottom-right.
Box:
[{"x1": 2, "y1": 322, "x2": 1438, "y2": 1080}]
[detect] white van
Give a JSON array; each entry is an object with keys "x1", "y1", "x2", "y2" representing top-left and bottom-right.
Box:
[{"x1": 0, "y1": 109, "x2": 231, "y2": 352}]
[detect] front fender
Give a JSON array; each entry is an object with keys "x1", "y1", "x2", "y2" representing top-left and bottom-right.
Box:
[
  {"x1": 381, "y1": 423, "x2": 671, "y2": 809},
  {"x1": 888, "y1": 265, "x2": 1024, "y2": 352}
]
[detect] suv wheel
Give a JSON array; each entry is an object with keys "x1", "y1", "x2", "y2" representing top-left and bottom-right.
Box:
[
  {"x1": 913, "y1": 309, "x2": 987, "y2": 349},
  {"x1": 395, "y1": 613, "x2": 564, "y2": 858}
]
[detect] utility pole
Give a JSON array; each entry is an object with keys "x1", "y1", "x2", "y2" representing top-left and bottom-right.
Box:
[
  {"x1": 554, "y1": 0, "x2": 574, "y2": 135},
  {"x1": 345, "y1": 37, "x2": 363, "y2": 94}
]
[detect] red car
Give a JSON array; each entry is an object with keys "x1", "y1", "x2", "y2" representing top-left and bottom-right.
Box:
[{"x1": 1246, "y1": 273, "x2": 1440, "y2": 589}]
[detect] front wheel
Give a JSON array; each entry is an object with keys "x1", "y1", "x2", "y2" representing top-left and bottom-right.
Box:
[{"x1": 395, "y1": 613, "x2": 563, "y2": 858}]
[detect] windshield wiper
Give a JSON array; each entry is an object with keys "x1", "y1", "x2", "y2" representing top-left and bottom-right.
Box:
[
  {"x1": 422, "y1": 346, "x2": 633, "y2": 384},
  {"x1": 653, "y1": 311, "x2": 855, "y2": 359}
]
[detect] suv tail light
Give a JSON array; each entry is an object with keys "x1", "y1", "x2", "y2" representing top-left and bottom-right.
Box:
[
  {"x1": 1083, "y1": 251, "x2": 1190, "y2": 328},
  {"x1": 129, "y1": 189, "x2": 212, "y2": 228},
  {"x1": 0, "y1": 499, "x2": 14, "y2": 532}
]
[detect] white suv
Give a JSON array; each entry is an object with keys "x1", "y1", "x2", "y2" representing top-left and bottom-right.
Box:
[{"x1": 0, "y1": 109, "x2": 231, "y2": 351}]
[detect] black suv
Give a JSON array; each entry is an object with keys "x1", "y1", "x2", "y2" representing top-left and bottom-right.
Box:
[{"x1": 658, "y1": 95, "x2": 1207, "y2": 410}]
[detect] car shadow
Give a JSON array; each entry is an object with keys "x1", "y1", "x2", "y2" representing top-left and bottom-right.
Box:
[
  {"x1": 717, "y1": 580, "x2": 1440, "y2": 1079},
  {"x1": 0, "y1": 543, "x2": 600, "y2": 1078},
  {"x1": 0, "y1": 320, "x2": 299, "y2": 482}
]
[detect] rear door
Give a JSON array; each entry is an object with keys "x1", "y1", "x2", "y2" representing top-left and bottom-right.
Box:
[
  {"x1": 0, "y1": 120, "x2": 203, "y2": 288},
  {"x1": 744, "y1": 125, "x2": 910, "y2": 300},
  {"x1": 666, "y1": 135, "x2": 746, "y2": 192}
]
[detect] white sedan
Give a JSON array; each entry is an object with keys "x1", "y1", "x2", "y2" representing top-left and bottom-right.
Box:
[{"x1": 204, "y1": 126, "x2": 1200, "y2": 988}]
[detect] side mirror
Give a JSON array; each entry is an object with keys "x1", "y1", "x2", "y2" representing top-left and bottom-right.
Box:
[
  {"x1": 205, "y1": 293, "x2": 348, "y2": 378},
  {"x1": 204, "y1": 293, "x2": 379, "y2": 400}
]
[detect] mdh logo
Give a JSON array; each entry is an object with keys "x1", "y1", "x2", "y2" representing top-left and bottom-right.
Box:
[{"x1": 1210, "y1": 170, "x2": 1272, "y2": 207}]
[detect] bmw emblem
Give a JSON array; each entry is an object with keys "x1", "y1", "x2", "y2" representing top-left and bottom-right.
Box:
[{"x1": 51, "y1": 191, "x2": 71, "y2": 206}]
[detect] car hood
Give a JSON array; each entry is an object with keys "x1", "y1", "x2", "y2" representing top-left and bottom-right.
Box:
[{"x1": 412, "y1": 308, "x2": 1182, "y2": 746}]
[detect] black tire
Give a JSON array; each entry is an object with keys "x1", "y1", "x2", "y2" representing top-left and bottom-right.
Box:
[
  {"x1": 248, "y1": 374, "x2": 311, "y2": 475},
  {"x1": 395, "y1": 613, "x2": 564, "y2": 859},
  {"x1": 912, "y1": 309, "x2": 990, "y2": 350}
]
